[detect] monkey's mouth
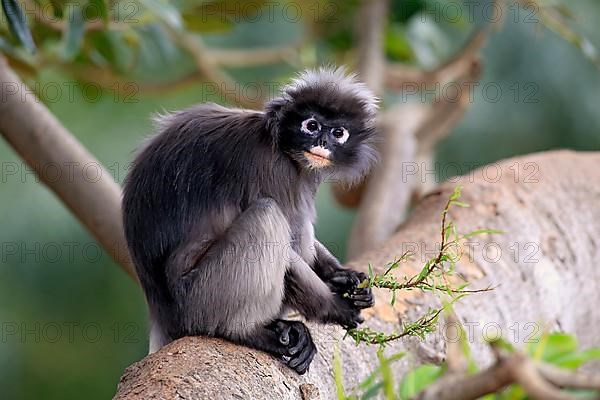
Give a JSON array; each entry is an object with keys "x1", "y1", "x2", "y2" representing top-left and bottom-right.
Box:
[{"x1": 304, "y1": 147, "x2": 332, "y2": 168}]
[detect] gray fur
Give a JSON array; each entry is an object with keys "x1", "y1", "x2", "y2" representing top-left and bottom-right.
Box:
[{"x1": 122, "y1": 67, "x2": 378, "y2": 373}]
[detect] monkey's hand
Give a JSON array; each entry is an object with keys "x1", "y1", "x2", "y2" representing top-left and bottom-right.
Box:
[{"x1": 327, "y1": 269, "x2": 374, "y2": 310}]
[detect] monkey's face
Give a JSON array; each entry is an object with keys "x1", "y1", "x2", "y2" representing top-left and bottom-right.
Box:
[
  {"x1": 278, "y1": 107, "x2": 376, "y2": 177},
  {"x1": 266, "y1": 67, "x2": 379, "y2": 183}
]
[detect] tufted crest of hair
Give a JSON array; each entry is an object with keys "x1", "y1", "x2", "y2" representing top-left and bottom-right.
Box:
[{"x1": 266, "y1": 67, "x2": 377, "y2": 128}]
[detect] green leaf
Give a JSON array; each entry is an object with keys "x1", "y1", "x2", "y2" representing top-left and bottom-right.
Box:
[
  {"x1": 528, "y1": 333, "x2": 578, "y2": 363},
  {"x1": 498, "y1": 384, "x2": 527, "y2": 400},
  {"x1": 333, "y1": 345, "x2": 346, "y2": 400},
  {"x1": 88, "y1": 30, "x2": 139, "y2": 73},
  {"x1": 360, "y1": 382, "x2": 383, "y2": 400},
  {"x1": 62, "y1": 2, "x2": 86, "y2": 60},
  {"x1": 449, "y1": 186, "x2": 463, "y2": 202},
  {"x1": 449, "y1": 201, "x2": 470, "y2": 208},
  {"x1": 89, "y1": 0, "x2": 109, "y2": 25},
  {"x1": 417, "y1": 261, "x2": 432, "y2": 281},
  {"x1": 384, "y1": 23, "x2": 414, "y2": 62},
  {"x1": 398, "y1": 364, "x2": 443, "y2": 399},
  {"x1": 1, "y1": 0, "x2": 36, "y2": 52},
  {"x1": 353, "y1": 351, "x2": 406, "y2": 399},
  {"x1": 463, "y1": 229, "x2": 505, "y2": 238},
  {"x1": 549, "y1": 347, "x2": 600, "y2": 370},
  {"x1": 139, "y1": 0, "x2": 183, "y2": 30},
  {"x1": 358, "y1": 352, "x2": 405, "y2": 392},
  {"x1": 377, "y1": 349, "x2": 395, "y2": 400}
]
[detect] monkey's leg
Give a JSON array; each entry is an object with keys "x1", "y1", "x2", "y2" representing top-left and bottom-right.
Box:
[
  {"x1": 313, "y1": 241, "x2": 374, "y2": 309},
  {"x1": 166, "y1": 198, "x2": 317, "y2": 374}
]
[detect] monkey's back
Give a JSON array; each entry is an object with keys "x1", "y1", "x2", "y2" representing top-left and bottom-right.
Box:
[{"x1": 122, "y1": 104, "x2": 305, "y2": 314}]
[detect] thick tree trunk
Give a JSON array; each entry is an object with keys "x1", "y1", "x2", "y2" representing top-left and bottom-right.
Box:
[{"x1": 114, "y1": 150, "x2": 600, "y2": 399}]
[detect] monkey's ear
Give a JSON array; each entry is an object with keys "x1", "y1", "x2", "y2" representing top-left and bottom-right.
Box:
[{"x1": 264, "y1": 96, "x2": 289, "y2": 139}]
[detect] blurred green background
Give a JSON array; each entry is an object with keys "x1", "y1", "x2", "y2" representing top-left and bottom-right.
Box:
[{"x1": 1, "y1": 0, "x2": 600, "y2": 398}]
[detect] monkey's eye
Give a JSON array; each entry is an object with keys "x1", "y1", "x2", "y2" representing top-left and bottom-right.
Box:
[
  {"x1": 301, "y1": 118, "x2": 320, "y2": 134},
  {"x1": 331, "y1": 127, "x2": 350, "y2": 144}
]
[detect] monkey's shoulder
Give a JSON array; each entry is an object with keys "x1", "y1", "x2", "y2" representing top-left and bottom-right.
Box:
[{"x1": 153, "y1": 103, "x2": 266, "y2": 143}]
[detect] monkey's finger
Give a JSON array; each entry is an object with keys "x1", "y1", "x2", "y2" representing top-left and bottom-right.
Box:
[
  {"x1": 353, "y1": 301, "x2": 374, "y2": 309},
  {"x1": 348, "y1": 292, "x2": 372, "y2": 301},
  {"x1": 351, "y1": 288, "x2": 373, "y2": 298},
  {"x1": 329, "y1": 275, "x2": 353, "y2": 287},
  {"x1": 343, "y1": 319, "x2": 359, "y2": 329},
  {"x1": 350, "y1": 291, "x2": 374, "y2": 307},
  {"x1": 349, "y1": 273, "x2": 361, "y2": 287},
  {"x1": 332, "y1": 272, "x2": 361, "y2": 289}
]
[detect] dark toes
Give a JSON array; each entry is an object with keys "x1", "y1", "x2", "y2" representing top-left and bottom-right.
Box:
[
  {"x1": 288, "y1": 326, "x2": 308, "y2": 355},
  {"x1": 294, "y1": 347, "x2": 316, "y2": 375},
  {"x1": 275, "y1": 321, "x2": 318, "y2": 374},
  {"x1": 344, "y1": 320, "x2": 358, "y2": 330},
  {"x1": 341, "y1": 310, "x2": 361, "y2": 329},
  {"x1": 288, "y1": 339, "x2": 316, "y2": 371}
]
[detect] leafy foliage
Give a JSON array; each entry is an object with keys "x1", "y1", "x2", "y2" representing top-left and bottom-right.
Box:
[
  {"x1": 346, "y1": 186, "x2": 496, "y2": 346},
  {"x1": 335, "y1": 189, "x2": 600, "y2": 399},
  {"x1": 1, "y1": 0, "x2": 596, "y2": 98}
]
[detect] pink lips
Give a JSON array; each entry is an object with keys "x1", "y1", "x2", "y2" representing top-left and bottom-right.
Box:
[{"x1": 304, "y1": 146, "x2": 332, "y2": 168}]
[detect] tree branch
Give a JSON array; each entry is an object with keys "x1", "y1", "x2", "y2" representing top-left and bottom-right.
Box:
[
  {"x1": 419, "y1": 343, "x2": 592, "y2": 400},
  {"x1": 114, "y1": 150, "x2": 600, "y2": 399},
  {"x1": 0, "y1": 55, "x2": 137, "y2": 280},
  {"x1": 356, "y1": 0, "x2": 389, "y2": 94},
  {"x1": 384, "y1": 30, "x2": 487, "y2": 92},
  {"x1": 345, "y1": 30, "x2": 487, "y2": 258}
]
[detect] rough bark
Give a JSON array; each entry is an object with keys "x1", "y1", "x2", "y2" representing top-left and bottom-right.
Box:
[{"x1": 114, "y1": 150, "x2": 600, "y2": 399}]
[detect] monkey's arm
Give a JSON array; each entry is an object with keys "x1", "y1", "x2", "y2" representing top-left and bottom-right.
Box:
[
  {"x1": 284, "y1": 248, "x2": 363, "y2": 329},
  {"x1": 313, "y1": 241, "x2": 374, "y2": 309},
  {"x1": 312, "y1": 240, "x2": 344, "y2": 277}
]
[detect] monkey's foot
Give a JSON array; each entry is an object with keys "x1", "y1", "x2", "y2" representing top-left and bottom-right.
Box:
[
  {"x1": 270, "y1": 320, "x2": 317, "y2": 375},
  {"x1": 327, "y1": 270, "x2": 374, "y2": 309}
]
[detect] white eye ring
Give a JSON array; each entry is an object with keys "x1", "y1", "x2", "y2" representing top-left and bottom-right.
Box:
[
  {"x1": 301, "y1": 117, "x2": 320, "y2": 135},
  {"x1": 332, "y1": 127, "x2": 350, "y2": 144}
]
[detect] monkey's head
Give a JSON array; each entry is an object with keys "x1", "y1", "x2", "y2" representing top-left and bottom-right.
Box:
[{"x1": 266, "y1": 67, "x2": 379, "y2": 184}]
